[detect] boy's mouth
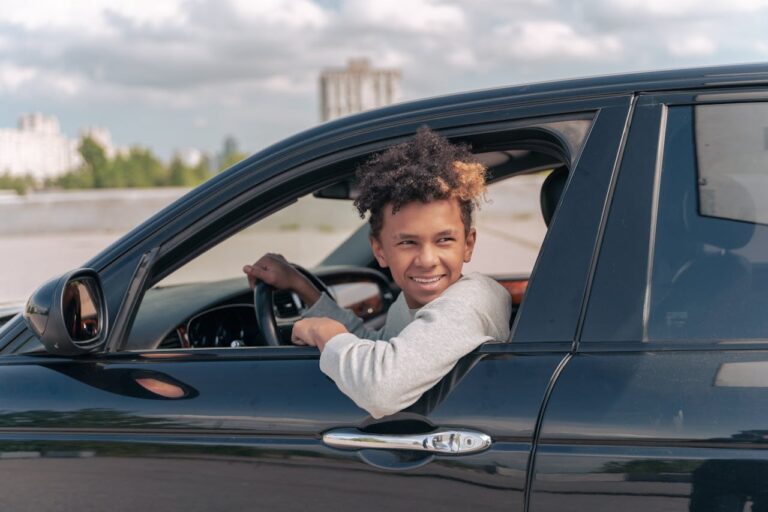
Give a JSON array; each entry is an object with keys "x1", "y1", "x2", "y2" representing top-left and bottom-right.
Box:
[{"x1": 410, "y1": 275, "x2": 444, "y2": 285}]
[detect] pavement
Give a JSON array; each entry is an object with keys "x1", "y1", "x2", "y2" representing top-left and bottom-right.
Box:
[{"x1": 0, "y1": 176, "x2": 547, "y2": 304}]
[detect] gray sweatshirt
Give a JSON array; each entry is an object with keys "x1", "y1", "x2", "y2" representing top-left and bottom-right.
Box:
[{"x1": 304, "y1": 272, "x2": 512, "y2": 418}]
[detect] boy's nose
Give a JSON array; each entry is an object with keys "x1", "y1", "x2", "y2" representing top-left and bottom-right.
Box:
[{"x1": 416, "y1": 244, "x2": 439, "y2": 267}]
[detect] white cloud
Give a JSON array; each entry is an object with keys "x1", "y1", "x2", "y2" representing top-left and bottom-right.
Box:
[
  {"x1": 341, "y1": 0, "x2": 467, "y2": 33},
  {"x1": 45, "y1": 71, "x2": 86, "y2": 96},
  {"x1": 230, "y1": 0, "x2": 329, "y2": 28},
  {"x1": 447, "y1": 48, "x2": 477, "y2": 68},
  {"x1": 0, "y1": 62, "x2": 37, "y2": 91},
  {"x1": 1, "y1": 0, "x2": 186, "y2": 33},
  {"x1": 667, "y1": 35, "x2": 717, "y2": 57},
  {"x1": 495, "y1": 21, "x2": 622, "y2": 59},
  {"x1": 1, "y1": 0, "x2": 767, "y2": 157},
  {"x1": 606, "y1": 0, "x2": 768, "y2": 16},
  {"x1": 257, "y1": 75, "x2": 315, "y2": 94}
]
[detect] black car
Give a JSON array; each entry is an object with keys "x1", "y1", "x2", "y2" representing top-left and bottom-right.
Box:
[{"x1": 3, "y1": 63, "x2": 768, "y2": 511}]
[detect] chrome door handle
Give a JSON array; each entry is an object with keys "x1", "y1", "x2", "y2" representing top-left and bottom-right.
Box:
[{"x1": 322, "y1": 428, "x2": 492, "y2": 454}]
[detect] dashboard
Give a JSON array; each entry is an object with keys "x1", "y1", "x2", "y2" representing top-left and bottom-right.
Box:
[{"x1": 129, "y1": 266, "x2": 395, "y2": 351}]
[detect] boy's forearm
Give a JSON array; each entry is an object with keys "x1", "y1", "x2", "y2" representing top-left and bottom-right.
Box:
[{"x1": 291, "y1": 273, "x2": 321, "y2": 307}]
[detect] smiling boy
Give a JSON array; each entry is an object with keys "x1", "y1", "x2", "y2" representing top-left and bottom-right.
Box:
[{"x1": 244, "y1": 127, "x2": 511, "y2": 418}]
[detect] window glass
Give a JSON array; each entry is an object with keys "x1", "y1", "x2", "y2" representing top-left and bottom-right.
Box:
[
  {"x1": 464, "y1": 173, "x2": 548, "y2": 276},
  {"x1": 157, "y1": 195, "x2": 364, "y2": 287},
  {"x1": 127, "y1": 168, "x2": 553, "y2": 351},
  {"x1": 648, "y1": 104, "x2": 768, "y2": 341},
  {"x1": 696, "y1": 103, "x2": 768, "y2": 224}
]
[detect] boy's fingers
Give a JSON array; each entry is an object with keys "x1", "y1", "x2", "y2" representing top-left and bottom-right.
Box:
[{"x1": 243, "y1": 264, "x2": 264, "y2": 289}]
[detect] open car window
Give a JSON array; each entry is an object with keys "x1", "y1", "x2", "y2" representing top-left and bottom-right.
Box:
[
  {"x1": 156, "y1": 195, "x2": 365, "y2": 287},
  {"x1": 125, "y1": 170, "x2": 553, "y2": 352},
  {"x1": 121, "y1": 117, "x2": 592, "y2": 353}
]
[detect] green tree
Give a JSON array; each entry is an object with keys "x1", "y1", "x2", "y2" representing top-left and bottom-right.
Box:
[
  {"x1": 219, "y1": 151, "x2": 248, "y2": 172},
  {"x1": 192, "y1": 155, "x2": 212, "y2": 182},
  {"x1": 168, "y1": 156, "x2": 196, "y2": 186},
  {"x1": 0, "y1": 172, "x2": 36, "y2": 195},
  {"x1": 79, "y1": 136, "x2": 109, "y2": 188},
  {"x1": 122, "y1": 146, "x2": 166, "y2": 187},
  {"x1": 50, "y1": 140, "x2": 207, "y2": 190},
  {"x1": 217, "y1": 136, "x2": 247, "y2": 172}
]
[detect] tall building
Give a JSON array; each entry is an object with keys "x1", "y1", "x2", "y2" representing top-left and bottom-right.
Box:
[
  {"x1": 0, "y1": 113, "x2": 82, "y2": 180},
  {"x1": 0, "y1": 114, "x2": 120, "y2": 180},
  {"x1": 319, "y1": 58, "x2": 402, "y2": 122}
]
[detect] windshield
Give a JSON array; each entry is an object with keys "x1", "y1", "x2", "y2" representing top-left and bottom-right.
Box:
[{"x1": 156, "y1": 195, "x2": 365, "y2": 287}]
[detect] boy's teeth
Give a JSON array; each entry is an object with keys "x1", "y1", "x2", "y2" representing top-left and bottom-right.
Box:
[{"x1": 412, "y1": 276, "x2": 441, "y2": 283}]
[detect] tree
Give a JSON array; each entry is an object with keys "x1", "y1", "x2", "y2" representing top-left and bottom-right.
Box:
[
  {"x1": 217, "y1": 136, "x2": 247, "y2": 172},
  {"x1": 79, "y1": 136, "x2": 109, "y2": 188},
  {"x1": 0, "y1": 172, "x2": 36, "y2": 195},
  {"x1": 168, "y1": 156, "x2": 196, "y2": 186},
  {"x1": 122, "y1": 146, "x2": 166, "y2": 187}
]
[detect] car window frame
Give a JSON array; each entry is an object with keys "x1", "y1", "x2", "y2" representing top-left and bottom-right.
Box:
[
  {"x1": 580, "y1": 88, "x2": 768, "y2": 352},
  {"x1": 3, "y1": 97, "x2": 630, "y2": 358}
]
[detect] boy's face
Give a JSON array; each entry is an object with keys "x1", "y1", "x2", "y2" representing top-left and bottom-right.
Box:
[{"x1": 370, "y1": 198, "x2": 476, "y2": 309}]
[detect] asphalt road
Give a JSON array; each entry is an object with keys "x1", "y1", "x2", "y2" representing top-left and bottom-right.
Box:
[{"x1": 0, "y1": 176, "x2": 546, "y2": 304}]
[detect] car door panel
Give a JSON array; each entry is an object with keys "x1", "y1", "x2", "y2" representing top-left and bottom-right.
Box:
[
  {"x1": 0, "y1": 95, "x2": 633, "y2": 510},
  {"x1": 0, "y1": 350, "x2": 564, "y2": 512},
  {"x1": 530, "y1": 95, "x2": 768, "y2": 512},
  {"x1": 531, "y1": 351, "x2": 768, "y2": 512}
]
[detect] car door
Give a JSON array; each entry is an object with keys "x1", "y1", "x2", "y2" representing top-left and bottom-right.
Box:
[
  {"x1": 529, "y1": 91, "x2": 768, "y2": 512},
  {"x1": 0, "y1": 95, "x2": 631, "y2": 512}
]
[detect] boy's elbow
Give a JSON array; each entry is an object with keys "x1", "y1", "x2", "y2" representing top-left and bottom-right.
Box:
[
  {"x1": 365, "y1": 402, "x2": 400, "y2": 420},
  {"x1": 354, "y1": 387, "x2": 415, "y2": 419}
]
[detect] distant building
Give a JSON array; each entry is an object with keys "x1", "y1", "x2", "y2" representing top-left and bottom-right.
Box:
[
  {"x1": 176, "y1": 147, "x2": 205, "y2": 167},
  {"x1": 0, "y1": 114, "x2": 123, "y2": 180},
  {"x1": 319, "y1": 58, "x2": 402, "y2": 122},
  {"x1": 0, "y1": 113, "x2": 82, "y2": 180}
]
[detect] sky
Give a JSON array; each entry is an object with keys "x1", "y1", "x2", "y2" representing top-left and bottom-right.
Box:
[{"x1": 1, "y1": 0, "x2": 767, "y2": 159}]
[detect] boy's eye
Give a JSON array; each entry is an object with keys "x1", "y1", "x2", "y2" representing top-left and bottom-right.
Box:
[
  {"x1": 398, "y1": 240, "x2": 416, "y2": 246},
  {"x1": 437, "y1": 237, "x2": 455, "y2": 244}
]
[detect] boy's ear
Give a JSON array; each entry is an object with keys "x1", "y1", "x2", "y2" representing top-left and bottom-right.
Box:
[
  {"x1": 370, "y1": 235, "x2": 389, "y2": 268},
  {"x1": 463, "y1": 228, "x2": 477, "y2": 263}
]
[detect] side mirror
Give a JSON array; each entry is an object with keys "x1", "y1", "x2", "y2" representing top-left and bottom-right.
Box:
[{"x1": 23, "y1": 269, "x2": 108, "y2": 355}]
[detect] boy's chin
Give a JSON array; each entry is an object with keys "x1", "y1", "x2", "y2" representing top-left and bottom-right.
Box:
[{"x1": 403, "y1": 286, "x2": 448, "y2": 309}]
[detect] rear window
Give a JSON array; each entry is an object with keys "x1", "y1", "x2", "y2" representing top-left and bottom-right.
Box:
[{"x1": 647, "y1": 103, "x2": 768, "y2": 341}]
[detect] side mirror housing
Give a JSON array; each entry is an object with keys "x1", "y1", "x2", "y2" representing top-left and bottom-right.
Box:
[{"x1": 23, "y1": 269, "x2": 108, "y2": 355}]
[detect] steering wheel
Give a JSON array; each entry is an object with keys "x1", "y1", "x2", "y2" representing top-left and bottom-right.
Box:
[{"x1": 254, "y1": 265, "x2": 333, "y2": 346}]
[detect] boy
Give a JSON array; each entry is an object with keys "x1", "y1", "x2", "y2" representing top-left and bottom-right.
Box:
[{"x1": 243, "y1": 127, "x2": 511, "y2": 418}]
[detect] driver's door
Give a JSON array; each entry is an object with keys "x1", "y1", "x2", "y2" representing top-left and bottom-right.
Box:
[{"x1": 0, "y1": 96, "x2": 630, "y2": 511}]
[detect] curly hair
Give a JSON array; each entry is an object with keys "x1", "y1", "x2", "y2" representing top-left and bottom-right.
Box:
[{"x1": 354, "y1": 126, "x2": 487, "y2": 239}]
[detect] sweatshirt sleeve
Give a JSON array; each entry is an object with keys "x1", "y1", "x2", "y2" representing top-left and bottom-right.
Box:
[
  {"x1": 302, "y1": 292, "x2": 386, "y2": 340},
  {"x1": 319, "y1": 275, "x2": 511, "y2": 419}
]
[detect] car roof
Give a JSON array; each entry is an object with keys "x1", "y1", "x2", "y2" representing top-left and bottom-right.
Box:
[{"x1": 283, "y1": 62, "x2": 768, "y2": 146}]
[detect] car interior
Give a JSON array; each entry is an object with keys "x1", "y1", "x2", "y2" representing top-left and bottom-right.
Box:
[{"x1": 124, "y1": 133, "x2": 577, "y2": 351}]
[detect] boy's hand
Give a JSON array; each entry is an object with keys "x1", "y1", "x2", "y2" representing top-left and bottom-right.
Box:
[
  {"x1": 243, "y1": 253, "x2": 321, "y2": 306},
  {"x1": 243, "y1": 253, "x2": 300, "y2": 290},
  {"x1": 291, "y1": 318, "x2": 348, "y2": 351}
]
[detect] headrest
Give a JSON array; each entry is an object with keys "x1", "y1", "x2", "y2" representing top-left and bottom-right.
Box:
[
  {"x1": 687, "y1": 176, "x2": 755, "y2": 250},
  {"x1": 540, "y1": 166, "x2": 568, "y2": 227}
]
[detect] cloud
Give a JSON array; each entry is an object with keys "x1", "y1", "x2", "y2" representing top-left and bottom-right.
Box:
[
  {"x1": 1, "y1": 0, "x2": 186, "y2": 33},
  {"x1": 667, "y1": 35, "x2": 717, "y2": 57},
  {"x1": 340, "y1": 0, "x2": 467, "y2": 33},
  {"x1": 1, "y1": 0, "x2": 767, "y2": 158},
  {"x1": 0, "y1": 61, "x2": 37, "y2": 91},
  {"x1": 493, "y1": 21, "x2": 622, "y2": 59},
  {"x1": 604, "y1": 0, "x2": 768, "y2": 17},
  {"x1": 231, "y1": 0, "x2": 329, "y2": 28}
]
